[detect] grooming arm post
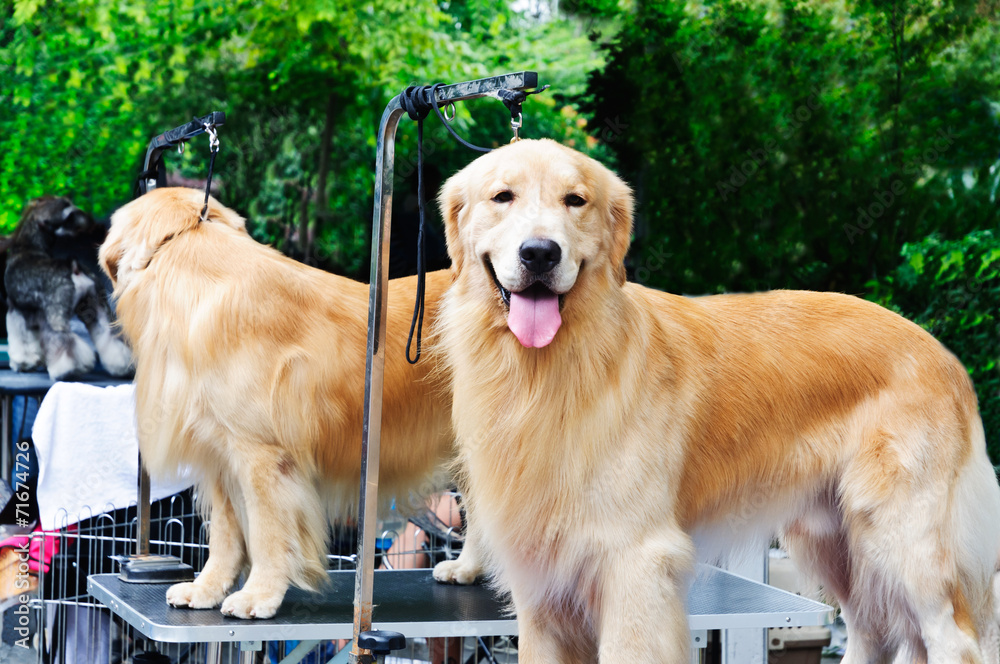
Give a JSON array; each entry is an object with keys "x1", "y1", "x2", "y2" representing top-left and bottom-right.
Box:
[
  {"x1": 350, "y1": 71, "x2": 539, "y2": 664},
  {"x1": 120, "y1": 111, "x2": 224, "y2": 584},
  {"x1": 137, "y1": 462, "x2": 151, "y2": 555}
]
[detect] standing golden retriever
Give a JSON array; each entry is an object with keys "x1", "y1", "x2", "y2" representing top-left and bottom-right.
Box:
[
  {"x1": 100, "y1": 188, "x2": 455, "y2": 619},
  {"x1": 431, "y1": 139, "x2": 1000, "y2": 663}
]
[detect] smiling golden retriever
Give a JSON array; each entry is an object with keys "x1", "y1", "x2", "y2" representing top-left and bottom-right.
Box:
[
  {"x1": 431, "y1": 139, "x2": 1000, "y2": 663},
  {"x1": 100, "y1": 187, "x2": 455, "y2": 619}
]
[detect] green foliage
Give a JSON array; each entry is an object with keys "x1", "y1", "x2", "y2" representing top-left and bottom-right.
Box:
[
  {"x1": 870, "y1": 231, "x2": 1000, "y2": 463},
  {"x1": 3, "y1": 0, "x2": 998, "y2": 454},
  {"x1": 583, "y1": 0, "x2": 1000, "y2": 459},
  {"x1": 0, "y1": 0, "x2": 605, "y2": 277},
  {"x1": 583, "y1": 0, "x2": 1000, "y2": 296},
  {"x1": 0, "y1": 1, "x2": 199, "y2": 228}
]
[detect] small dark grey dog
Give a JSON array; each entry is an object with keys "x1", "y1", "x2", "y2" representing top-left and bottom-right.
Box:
[{"x1": 5, "y1": 197, "x2": 132, "y2": 379}]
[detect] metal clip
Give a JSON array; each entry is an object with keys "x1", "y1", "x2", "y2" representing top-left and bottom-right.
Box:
[
  {"x1": 204, "y1": 123, "x2": 220, "y2": 153},
  {"x1": 443, "y1": 102, "x2": 457, "y2": 122},
  {"x1": 510, "y1": 112, "x2": 522, "y2": 143}
]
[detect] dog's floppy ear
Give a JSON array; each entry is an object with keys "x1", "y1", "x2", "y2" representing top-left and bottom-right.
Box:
[
  {"x1": 98, "y1": 237, "x2": 121, "y2": 285},
  {"x1": 605, "y1": 170, "x2": 634, "y2": 287},
  {"x1": 17, "y1": 197, "x2": 56, "y2": 235},
  {"x1": 99, "y1": 203, "x2": 132, "y2": 287},
  {"x1": 100, "y1": 189, "x2": 201, "y2": 288},
  {"x1": 439, "y1": 169, "x2": 468, "y2": 275}
]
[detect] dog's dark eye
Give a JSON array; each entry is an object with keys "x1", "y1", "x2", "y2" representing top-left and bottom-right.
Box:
[
  {"x1": 565, "y1": 194, "x2": 586, "y2": 207},
  {"x1": 492, "y1": 191, "x2": 514, "y2": 204}
]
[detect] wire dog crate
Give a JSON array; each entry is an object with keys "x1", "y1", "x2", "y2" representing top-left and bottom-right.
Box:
[{"x1": 3, "y1": 488, "x2": 517, "y2": 664}]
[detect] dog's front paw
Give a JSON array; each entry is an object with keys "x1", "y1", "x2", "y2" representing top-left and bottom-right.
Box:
[
  {"x1": 94, "y1": 332, "x2": 134, "y2": 376},
  {"x1": 220, "y1": 589, "x2": 283, "y2": 619},
  {"x1": 433, "y1": 558, "x2": 480, "y2": 585},
  {"x1": 166, "y1": 581, "x2": 227, "y2": 609},
  {"x1": 47, "y1": 335, "x2": 95, "y2": 380},
  {"x1": 10, "y1": 358, "x2": 43, "y2": 373}
]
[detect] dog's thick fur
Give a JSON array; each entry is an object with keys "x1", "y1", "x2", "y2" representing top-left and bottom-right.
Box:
[
  {"x1": 5, "y1": 197, "x2": 132, "y2": 379},
  {"x1": 99, "y1": 188, "x2": 455, "y2": 619},
  {"x1": 432, "y1": 139, "x2": 1000, "y2": 663}
]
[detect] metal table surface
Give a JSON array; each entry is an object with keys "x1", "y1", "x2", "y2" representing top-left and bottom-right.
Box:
[{"x1": 88, "y1": 566, "x2": 833, "y2": 644}]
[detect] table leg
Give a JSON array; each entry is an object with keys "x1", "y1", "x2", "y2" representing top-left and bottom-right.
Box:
[
  {"x1": 721, "y1": 551, "x2": 769, "y2": 664},
  {"x1": 137, "y1": 457, "x2": 151, "y2": 555},
  {"x1": 691, "y1": 630, "x2": 707, "y2": 664},
  {"x1": 1, "y1": 395, "x2": 11, "y2": 483},
  {"x1": 240, "y1": 640, "x2": 262, "y2": 664},
  {"x1": 277, "y1": 640, "x2": 321, "y2": 664},
  {"x1": 328, "y1": 644, "x2": 352, "y2": 664},
  {"x1": 205, "y1": 642, "x2": 222, "y2": 664}
]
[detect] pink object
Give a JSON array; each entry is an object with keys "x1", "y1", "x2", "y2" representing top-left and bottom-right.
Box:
[
  {"x1": 508, "y1": 286, "x2": 562, "y2": 348},
  {"x1": 0, "y1": 525, "x2": 75, "y2": 574}
]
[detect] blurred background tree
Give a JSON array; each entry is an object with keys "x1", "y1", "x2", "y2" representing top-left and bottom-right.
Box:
[
  {"x1": 1, "y1": 0, "x2": 997, "y2": 460},
  {"x1": 580, "y1": 0, "x2": 999, "y2": 460},
  {"x1": 0, "y1": 0, "x2": 607, "y2": 273}
]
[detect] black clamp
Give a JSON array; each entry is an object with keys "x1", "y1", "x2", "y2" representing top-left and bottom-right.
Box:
[
  {"x1": 495, "y1": 85, "x2": 550, "y2": 140},
  {"x1": 358, "y1": 630, "x2": 407, "y2": 660}
]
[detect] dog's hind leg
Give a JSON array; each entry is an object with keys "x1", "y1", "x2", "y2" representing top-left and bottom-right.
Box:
[
  {"x1": 840, "y1": 505, "x2": 981, "y2": 664},
  {"x1": 838, "y1": 610, "x2": 896, "y2": 664},
  {"x1": 40, "y1": 279, "x2": 94, "y2": 380},
  {"x1": 6, "y1": 307, "x2": 44, "y2": 372},
  {"x1": 219, "y1": 448, "x2": 327, "y2": 619},
  {"x1": 980, "y1": 573, "x2": 1000, "y2": 664},
  {"x1": 840, "y1": 434, "x2": 998, "y2": 664},
  {"x1": 950, "y1": 443, "x2": 1000, "y2": 664},
  {"x1": 74, "y1": 283, "x2": 132, "y2": 376},
  {"x1": 916, "y1": 429, "x2": 1000, "y2": 664},
  {"x1": 167, "y1": 479, "x2": 245, "y2": 610},
  {"x1": 783, "y1": 500, "x2": 897, "y2": 663}
]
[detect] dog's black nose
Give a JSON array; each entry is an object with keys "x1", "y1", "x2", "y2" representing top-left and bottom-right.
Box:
[{"x1": 519, "y1": 238, "x2": 562, "y2": 274}]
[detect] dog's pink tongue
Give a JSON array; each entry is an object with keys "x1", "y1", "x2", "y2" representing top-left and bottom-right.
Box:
[{"x1": 508, "y1": 288, "x2": 561, "y2": 348}]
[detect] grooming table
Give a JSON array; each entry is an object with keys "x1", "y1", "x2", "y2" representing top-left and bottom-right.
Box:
[
  {"x1": 89, "y1": 565, "x2": 833, "y2": 662},
  {"x1": 0, "y1": 369, "x2": 132, "y2": 479}
]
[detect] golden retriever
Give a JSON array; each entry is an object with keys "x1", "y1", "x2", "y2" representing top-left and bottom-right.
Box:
[
  {"x1": 431, "y1": 139, "x2": 1000, "y2": 663},
  {"x1": 100, "y1": 188, "x2": 455, "y2": 619}
]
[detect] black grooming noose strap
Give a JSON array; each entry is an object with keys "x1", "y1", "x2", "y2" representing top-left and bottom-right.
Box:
[
  {"x1": 398, "y1": 83, "x2": 548, "y2": 364},
  {"x1": 400, "y1": 83, "x2": 484, "y2": 363},
  {"x1": 399, "y1": 86, "x2": 435, "y2": 364},
  {"x1": 199, "y1": 152, "x2": 217, "y2": 220},
  {"x1": 199, "y1": 124, "x2": 220, "y2": 223}
]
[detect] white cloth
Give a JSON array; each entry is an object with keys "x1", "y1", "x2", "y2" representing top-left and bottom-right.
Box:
[{"x1": 32, "y1": 382, "x2": 192, "y2": 530}]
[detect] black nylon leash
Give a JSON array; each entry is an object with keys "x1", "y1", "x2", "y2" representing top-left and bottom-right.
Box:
[
  {"x1": 199, "y1": 123, "x2": 221, "y2": 223},
  {"x1": 399, "y1": 86, "x2": 434, "y2": 364},
  {"x1": 428, "y1": 84, "x2": 492, "y2": 154},
  {"x1": 399, "y1": 84, "x2": 482, "y2": 364},
  {"x1": 397, "y1": 83, "x2": 548, "y2": 364}
]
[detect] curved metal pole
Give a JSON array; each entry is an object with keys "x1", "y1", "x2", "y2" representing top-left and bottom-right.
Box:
[{"x1": 350, "y1": 95, "x2": 404, "y2": 664}]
